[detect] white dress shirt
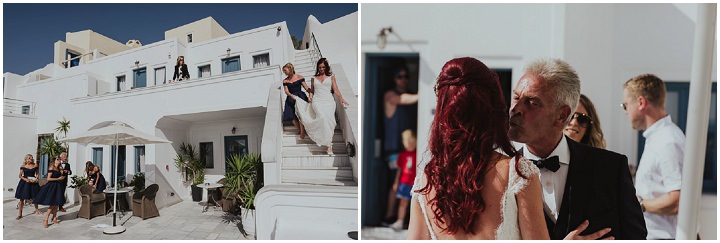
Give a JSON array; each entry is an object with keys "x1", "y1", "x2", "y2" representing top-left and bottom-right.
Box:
[
  {"x1": 635, "y1": 115, "x2": 686, "y2": 239},
  {"x1": 521, "y1": 135, "x2": 571, "y2": 221}
]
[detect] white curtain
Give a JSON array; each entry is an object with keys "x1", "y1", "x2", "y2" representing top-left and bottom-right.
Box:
[
  {"x1": 200, "y1": 65, "x2": 211, "y2": 77},
  {"x1": 253, "y1": 54, "x2": 270, "y2": 68},
  {"x1": 155, "y1": 67, "x2": 166, "y2": 85}
]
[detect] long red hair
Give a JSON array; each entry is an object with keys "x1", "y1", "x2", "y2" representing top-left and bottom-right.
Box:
[{"x1": 419, "y1": 57, "x2": 519, "y2": 234}]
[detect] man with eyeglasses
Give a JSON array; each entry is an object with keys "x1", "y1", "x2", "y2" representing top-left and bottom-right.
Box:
[
  {"x1": 382, "y1": 66, "x2": 418, "y2": 227},
  {"x1": 622, "y1": 73, "x2": 693, "y2": 240}
]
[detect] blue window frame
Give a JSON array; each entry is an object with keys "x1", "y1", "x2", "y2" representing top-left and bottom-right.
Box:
[
  {"x1": 222, "y1": 56, "x2": 240, "y2": 73},
  {"x1": 134, "y1": 146, "x2": 145, "y2": 174},
  {"x1": 93, "y1": 147, "x2": 103, "y2": 172},
  {"x1": 37, "y1": 134, "x2": 53, "y2": 178},
  {"x1": 134, "y1": 68, "x2": 147, "y2": 88},
  {"x1": 637, "y1": 82, "x2": 717, "y2": 194},
  {"x1": 200, "y1": 142, "x2": 213, "y2": 168},
  {"x1": 116, "y1": 75, "x2": 126, "y2": 91}
]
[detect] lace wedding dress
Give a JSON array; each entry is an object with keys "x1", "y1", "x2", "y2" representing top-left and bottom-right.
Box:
[
  {"x1": 411, "y1": 156, "x2": 540, "y2": 239},
  {"x1": 294, "y1": 75, "x2": 337, "y2": 147}
]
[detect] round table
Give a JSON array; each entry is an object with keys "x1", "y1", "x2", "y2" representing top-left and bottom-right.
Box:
[
  {"x1": 197, "y1": 183, "x2": 223, "y2": 212},
  {"x1": 104, "y1": 187, "x2": 133, "y2": 215}
]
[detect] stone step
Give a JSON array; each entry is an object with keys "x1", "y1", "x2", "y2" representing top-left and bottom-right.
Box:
[
  {"x1": 282, "y1": 134, "x2": 344, "y2": 145},
  {"x1": 283, "y1": 144, "x2": 347, "y2": 154},
  {"x1": 283, "y1": 126, "x2": 341, "y2": 134},
  {"x1": 282, "y1": 178, "x2": 358, "y2": 187},
  {"x1": 282, "y1": 168, "x2": 354, "y2": 185},
  {"x1": 282, "y1": 150, "x2": 349, "y2": 157},
  {"x1": 282, "y1": 156, "x2": 351, "y2": 168}
]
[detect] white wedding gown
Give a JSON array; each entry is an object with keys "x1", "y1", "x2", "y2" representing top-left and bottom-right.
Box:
[
  {"x1": 412, "y1": 156, "x2": 539, "y2": 240},
  {"x1": 294, "y1": 75, "x2": 337, "y2": 147}
]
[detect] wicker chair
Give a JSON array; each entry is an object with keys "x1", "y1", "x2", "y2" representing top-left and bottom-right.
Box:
[
  {"x1": 132, "y1": 184, "x2": 159, "y2": 220},
  {"x1": 78, "y1": 185, "x2": 106, "y2": 219}
]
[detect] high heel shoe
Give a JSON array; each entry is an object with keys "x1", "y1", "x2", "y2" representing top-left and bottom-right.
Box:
[
  {"x1": 16, "y1": 215, "x2": 22, "y2": 220},
  {"x1": 43, "y1": 219, "x2": 48, "y2": 228},
  {"x1": 52, "y1": 218, "x2": 60, "y2": 224}
]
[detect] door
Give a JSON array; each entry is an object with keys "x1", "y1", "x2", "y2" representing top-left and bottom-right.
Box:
[
  {"x1": 111, "y1": 145, "x2": 127, "y2": 186},
  {"x1": 362, "y1": 53, "x2": 420, "y2": 226},
  {"x1": 224, "y1": 135, "x2": 248, "y2": 172}
]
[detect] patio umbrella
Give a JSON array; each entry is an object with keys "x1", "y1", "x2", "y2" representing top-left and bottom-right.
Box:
[{"x1": 60, "y1": 121, "x2": 171, "y2": 235}]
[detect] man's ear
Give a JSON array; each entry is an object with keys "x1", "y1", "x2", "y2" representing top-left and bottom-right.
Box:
[
  {"x1": 557, "y1": 105, "x2": 572, "y2": 127},
  {"x1": 637, "y1": 96, "x2": 647, "y2": 111}
]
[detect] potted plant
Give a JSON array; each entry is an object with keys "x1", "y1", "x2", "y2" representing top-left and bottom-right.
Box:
[
  {"x1": 69, "y1": 175, "x2": 88, "y2": 204},
  {"x1": 129, "y1": 173, "x2": 145, "y2": 192},
  {"x1": 224, "y1": 153, "x2": 262, "y2": 218},
  {"x1": 174, "y1": 143, "x2": 205, "y2": 202}
]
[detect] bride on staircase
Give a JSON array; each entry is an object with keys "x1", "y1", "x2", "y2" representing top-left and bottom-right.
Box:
[{"x1": 294, "y1": 58, "x2": 350, "y2": 155}]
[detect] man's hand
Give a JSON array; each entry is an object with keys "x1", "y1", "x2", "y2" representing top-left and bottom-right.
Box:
[{"x1": 564, "y1": 220, "x2": 614, "y2": 240}]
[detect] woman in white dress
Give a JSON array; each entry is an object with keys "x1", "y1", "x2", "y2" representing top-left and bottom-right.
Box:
[
  {"x1": 294, "y1": 58, "x2": 349, "y2": 155},
  {"x1": 407, "y1": 57, "x2": 548, "y2": 240}
]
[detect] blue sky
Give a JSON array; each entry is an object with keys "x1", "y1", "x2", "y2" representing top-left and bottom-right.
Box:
[{"x1": 3, "y1": 3, "x2": 357, "y2": 75}]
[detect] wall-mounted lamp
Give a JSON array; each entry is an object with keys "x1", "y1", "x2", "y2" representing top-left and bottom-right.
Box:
[
  {"x1": 277, "y1": 26, "x2": 282, "y2": 31},
  {"x1": 377, "y1": 27, "x2": 393, "y2": 50},
  {"x1": 134, "y1": 60, "x2": 140, "y2": 66},
  {"x1": 231, "y1": 126, "x2": 236, "y2": 134},
  {"x1": 227, "y1": 48, "x2": 231, "y2": 55},
  {"x1": 168, "y1": 53, "x2": 172, "y2": 59}
]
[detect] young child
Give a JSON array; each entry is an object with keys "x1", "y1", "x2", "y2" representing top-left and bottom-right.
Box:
[{"x1": 390, "y1": 129, "x2": 417, "y2": 231}]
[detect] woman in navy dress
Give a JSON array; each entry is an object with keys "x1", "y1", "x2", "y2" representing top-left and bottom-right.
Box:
[
  {"x1": 15, "y1": 154, "x2": 42, "y2": 219},
  {"x1": 35, "y1": 157, "x2": 65, "y2": 228},
  {"x1": 85, "y1": 161, "x2": 107, "y2": 192},
  {"x1": 282, "y1": 63, "x2": 311, "y2": 140}
]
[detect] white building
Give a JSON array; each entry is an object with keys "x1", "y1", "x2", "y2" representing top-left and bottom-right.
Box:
[
  {"x1": 4, "y1": 13, "x2": 358, "y2": 240},
  {"x1": 361, "y1": 3, "x2": 716, "y2": 239}
]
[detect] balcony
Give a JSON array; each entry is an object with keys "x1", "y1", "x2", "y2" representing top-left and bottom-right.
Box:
[{"x1": 3, "y1": 98, "x2": 36, "y2": 116}]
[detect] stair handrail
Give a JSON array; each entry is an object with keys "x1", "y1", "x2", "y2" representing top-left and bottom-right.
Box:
[
  {"x1": 260, "y1": 78, "x2": 284, "y2": 185},
  {"x1": 309, "y1": 33, "x2": 323, "y2": 69}
]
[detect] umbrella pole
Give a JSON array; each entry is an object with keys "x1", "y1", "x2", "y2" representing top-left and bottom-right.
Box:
[{"x1": 104, "y1": 133, "x2": 125, "y2": 234}]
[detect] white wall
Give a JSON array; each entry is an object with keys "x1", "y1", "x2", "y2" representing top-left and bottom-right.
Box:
[
  {"x1": 188, "y1": 116, "x2": 265, "y2": 179},
  {"x1": 304, "y1": 12, "x2": 359, "y2": 95},
  {"x1": 3, "y1": 114, "x2": 38, "y2": 193}
]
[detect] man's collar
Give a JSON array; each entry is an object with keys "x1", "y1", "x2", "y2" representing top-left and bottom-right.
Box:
[{"x1": 522, "y1": 135, "x2": 570, "y2": 165}]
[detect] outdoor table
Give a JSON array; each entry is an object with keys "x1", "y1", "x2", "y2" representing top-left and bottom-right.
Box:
[
  {"x1": 197, "y1": 183, "x2": 223, "y2": 212},
  {"x1": 104, "y1": 187, "x2": 133, "y2": 216}
]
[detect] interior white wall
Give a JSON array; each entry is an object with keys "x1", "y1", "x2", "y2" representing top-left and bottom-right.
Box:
[{"x1": 188, "y1": 116, "x2": 265, "y2": 181}]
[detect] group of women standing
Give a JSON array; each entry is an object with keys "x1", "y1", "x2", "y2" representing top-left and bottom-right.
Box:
[
  {"x1": 15, "y1": 155, "x2": 107, "y2": 228},
  {"x1": 282, "y1": 58, "x2": 349, "y2": 155}
]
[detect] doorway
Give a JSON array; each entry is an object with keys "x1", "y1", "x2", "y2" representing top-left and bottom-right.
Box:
[
  {"x1": 224, "y1": 135, "x2": 248, "y2": 172},
  {"x1": 362, "y1": 53, "x2": 420, "y2": 226}
]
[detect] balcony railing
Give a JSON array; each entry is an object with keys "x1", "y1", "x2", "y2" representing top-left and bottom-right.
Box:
[
  {"x1": 309, "y1": 33, "x2": 323, "y2": 67},
  {"x1": 61, "y1": 49, "x2": 108, "y2": 68},
  {"x1": 4, "y1": 98, "x2": 36, "y2": 116}
]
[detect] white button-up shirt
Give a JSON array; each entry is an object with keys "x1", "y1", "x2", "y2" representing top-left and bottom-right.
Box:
[
  {"x1": 521, "y1": 136, "x2": 571, "y2": 221},
  {"x1": 636, "y1": 115, "x2": 685, "y2": 239}
]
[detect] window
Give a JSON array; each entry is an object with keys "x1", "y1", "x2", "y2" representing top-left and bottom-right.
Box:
[
  {"x1": 37, "y1": 134, "x2": 53, "y2": 178},
  {"x1": 21, "y1": 105, "x2": 30, "y2": 115},
  {"x1": 222, "y1": 56, "x2": 240, "y2": 73},
  {"x1": 93, "y1": 147, "x2": 103, "y2": 172},
  {"x1": 111, "y1": 145, "x2": 126, "y2": 185},
  {"x1": 253, "y1": 53, "x2": 270, "y2": 68},
  {"x1": 224, "y1": 135, "x2": 248, "y2": 171},
  {"x1": 154, "y1": 67, "x2": 166, "y2": 85},
  {"x1": 134, "y1": 146, "x2": 145, "y2": 174},
  {"x1": 66, "y1": 49, "x2": 80, "y2": 68},
  {"x1": 133, "y1": 68, "x2": 147, "y2": 88},
  {"x1": 116, "y1": 75, "x2": 126, "y2": 91},
  {"x1": 637, "y1": 82, "x2": 717, "y2": 194},
  {"x1": 187, "y1": 33, "x2": 193, "y2": 43},
  {"x1": 198, "y1": 65, "x2": 211, "y2": 78},
  {"x1": 200, "y1": 142, "x2": 214, "y2": 168}
]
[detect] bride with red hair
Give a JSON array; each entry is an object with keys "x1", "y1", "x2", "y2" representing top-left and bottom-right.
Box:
[{"x1": 407, "y1": 57, "x2": 548, "y2": 239}]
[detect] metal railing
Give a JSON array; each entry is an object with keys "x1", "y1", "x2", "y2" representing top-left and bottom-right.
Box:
[
  {"x1": 3, "y1": 98, "x2": 36, "y2": 116},
  {"x1": 308, "y1": 33, "x2": 323, "y2": 68},
  {"x1": 61, "y1": 49, "x2": 108, "y2": 68}
]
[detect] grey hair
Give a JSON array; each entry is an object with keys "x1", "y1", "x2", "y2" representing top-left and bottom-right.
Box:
[{"x1": 525, "y1": 58, "x2": 581, "y2": 123}]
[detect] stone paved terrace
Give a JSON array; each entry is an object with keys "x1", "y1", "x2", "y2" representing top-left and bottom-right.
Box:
[
  {"x1": 3, "y1": 195, "x2": 256, "y2": 240},
  {"x1": 361, "y1": 226, "x2": 407, "y2": 240}
]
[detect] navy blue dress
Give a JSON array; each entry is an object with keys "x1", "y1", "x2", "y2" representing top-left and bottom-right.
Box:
[
  {"x1": 34, "y1": 170, "x2": 66, "y2": 206},
  {"x1": 283, "y1": 78, "x2": 309, "y2": 122},
  {"x1": 15, "y1": 167, "x2": 40, "y2": 200},
  {"x1": 89, "y1": 171, "x2": 107, "y2": 192}
]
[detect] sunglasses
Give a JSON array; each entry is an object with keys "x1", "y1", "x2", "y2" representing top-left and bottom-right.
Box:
[
  {"x1": 571, "y1": 112, "x2": 593, "y2": 127},
  {"x1": 620, "y1": 103, "x2": 627, "y2": 111},
  {"x1": 395, "y1": 75, "x2": 408, "y2": 79}
]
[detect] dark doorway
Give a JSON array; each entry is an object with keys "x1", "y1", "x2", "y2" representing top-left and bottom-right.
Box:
[{"x1": 224, "y1": 135, "x2": 248, "y2": 172}]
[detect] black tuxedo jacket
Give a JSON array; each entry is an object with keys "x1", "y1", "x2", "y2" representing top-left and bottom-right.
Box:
[
  {"x1": 60, "y1": 161, "x2": 72, "y2": 187},
  {"x1": 173, "y1": 64, "x2": 190, "y2": 80},
  {"x1": 544, "y1": 137, "x2": 647, "y2": 240}
]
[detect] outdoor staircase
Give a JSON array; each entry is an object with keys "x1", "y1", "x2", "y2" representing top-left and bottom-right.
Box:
[
  {"x1": 281, "y1": 124, "x2": 356, "y2": 186},
  {"x1": 293, "y1": 49, "x2": 315, "y2": 78}
]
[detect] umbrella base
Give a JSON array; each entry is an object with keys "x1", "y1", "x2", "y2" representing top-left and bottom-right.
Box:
[{"x1": 103, "y1": 226, "x2": 126, "y2": 235}]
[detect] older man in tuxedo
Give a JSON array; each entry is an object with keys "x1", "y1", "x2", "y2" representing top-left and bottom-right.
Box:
[
  {"x1": 508, "y1": 58, "x2": 647, "y2": 239},
  {"x1": 58, "y1": 152, "x2": 72, "y2": 212}
]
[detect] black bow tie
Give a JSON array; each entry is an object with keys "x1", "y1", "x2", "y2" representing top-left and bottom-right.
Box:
[{"x1": 531, "y1": 156, "x2": 560, "y2": 172}]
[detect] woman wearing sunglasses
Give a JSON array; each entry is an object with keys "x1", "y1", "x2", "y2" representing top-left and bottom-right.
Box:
[{"x1": 563, "y1": 94, "x2": 606, "y2": 148}]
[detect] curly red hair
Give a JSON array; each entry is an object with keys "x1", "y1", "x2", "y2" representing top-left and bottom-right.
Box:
[{"x1": 419, "y1": 57, "x2": 519, "y2": 235}]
